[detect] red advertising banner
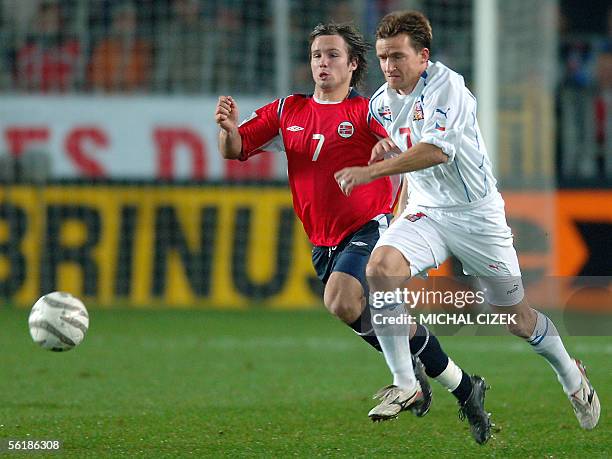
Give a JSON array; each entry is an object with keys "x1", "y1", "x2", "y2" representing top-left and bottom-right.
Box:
[{"x1": 0, "y1": 96, "x2": 280, "y2": 180}]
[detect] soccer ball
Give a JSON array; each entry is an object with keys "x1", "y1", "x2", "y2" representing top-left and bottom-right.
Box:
[{"x1": 28, "y1": 292, "x2": 89, "y2": 352}]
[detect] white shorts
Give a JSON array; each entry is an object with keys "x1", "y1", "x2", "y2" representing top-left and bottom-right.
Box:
[{"x1": 375, "y1": 194, "x2": 525, "y2": 306}]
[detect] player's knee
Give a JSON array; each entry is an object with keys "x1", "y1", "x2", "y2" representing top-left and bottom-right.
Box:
[
  {"x1": 365, "y1": 254, "x2": 393, "y2": 279},
  {"x1": 366, "y1": 250, "x2": 409, "y2": 293},
  {"x1": 323, "y1": 275, "x2": 363, "y2": 323},
  {"x1": 324, "y1": 291, "x2": 361, "y2": 323},
  {"x1": 326, "y1": 298, "x2": 359, "y2": 323}
]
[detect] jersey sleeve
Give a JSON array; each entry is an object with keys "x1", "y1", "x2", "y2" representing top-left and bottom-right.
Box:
[
  {"x1": 367, "y1": 111, "x2": 388, "y2": 138},
  {"x1": 368, "y1": 86, "x2": 387, "y2": 128},
  {"x1": 238, "y1": 99, "x2": 282, "y2": 160},
  {"x1": 419, "y1": 75, "x2": 472, "y2": 164}
]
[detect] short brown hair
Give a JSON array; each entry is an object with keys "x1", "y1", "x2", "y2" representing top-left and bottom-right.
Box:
[
  {"x1": 309, "y1": 22, "x2": 371, "y2": 88},
  {"x1": 375, "y1": 11, "x2": 432, "y2": 51}
]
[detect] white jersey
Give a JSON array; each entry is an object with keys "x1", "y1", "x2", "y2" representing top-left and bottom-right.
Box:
[{"x1": 369, "y1": 61, "x2": 498, "y2": 208}]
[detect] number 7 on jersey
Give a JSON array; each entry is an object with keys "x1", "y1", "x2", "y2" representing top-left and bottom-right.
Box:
[
  {"x1": 399, "y1": 127, "x2": 412, "y2": 149},
  {"x1": 311, "y1": 134, "x2": 325, "y2": 161}
]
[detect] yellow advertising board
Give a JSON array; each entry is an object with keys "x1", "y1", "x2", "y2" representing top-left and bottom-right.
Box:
[
  {"x1": 1, "y1": 186, "x2": 610, "y2": 309},
  {"x1": 0, "y1": 185, "x2": 319, "y2": 308}
]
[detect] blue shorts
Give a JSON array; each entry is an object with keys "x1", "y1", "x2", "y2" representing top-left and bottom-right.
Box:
[{"x1": 311, "y1": 214, "x2": 392, "y2": 291}]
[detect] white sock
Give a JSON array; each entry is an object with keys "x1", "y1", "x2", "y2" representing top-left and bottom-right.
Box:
[
  {"x1": 434, "y1": 358, "x2": 463, "y2": 392},
  {"x1": 370, "y1": 300, "x2": 416, "y2": 391},
  {"x1": 528, "y1": 311, "x2": 582, "y2": 395}
]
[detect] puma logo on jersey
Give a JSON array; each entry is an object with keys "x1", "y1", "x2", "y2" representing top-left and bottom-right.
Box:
[
  {"x1": 435, "y1": 107, "x2": 450, "y2": 118},
  {"x1": 287, "y1": 125, "x2": 304, "y2": 132}
]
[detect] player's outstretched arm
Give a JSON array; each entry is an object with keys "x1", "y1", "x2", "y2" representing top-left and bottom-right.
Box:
[
  {"x1": 215, "y1": 95, "x2": 243, "y2": 160},
  {"x1": 335, "y1": 142, "x2": 447, "y2": 196}
]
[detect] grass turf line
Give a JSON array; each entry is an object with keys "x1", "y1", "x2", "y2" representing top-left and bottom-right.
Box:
[{"x1": 1, "y1": 309, "x2": 610, "y2": 458}]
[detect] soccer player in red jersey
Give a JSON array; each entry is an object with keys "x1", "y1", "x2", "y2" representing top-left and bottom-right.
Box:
[
  {"x1": 216, "y1": 24, "x2": 397, "y2": 350},
  {"x1": 216, "y1": 23, "x2": 483, "y2": 430}
]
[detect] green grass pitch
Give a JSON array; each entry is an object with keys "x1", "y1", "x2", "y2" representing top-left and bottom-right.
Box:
[{"x1": 1, "y1": 308, "x2": 610, "y2": 457}]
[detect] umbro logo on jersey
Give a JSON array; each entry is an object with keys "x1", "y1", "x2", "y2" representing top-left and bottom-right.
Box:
[
  {"x1": 287, "y1": 125, "x2": 304, "y2": 131},
  {"x1": 337, "y1": 121, "x2": 354, "y2": 138}
]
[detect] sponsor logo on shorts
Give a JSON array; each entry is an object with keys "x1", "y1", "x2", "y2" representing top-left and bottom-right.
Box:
[
  {"x1": 350, "y1": 241, "x2": 368, "y2": 247},
  {"x1": 507, "y1": 284, "x2": 519, "y2": 295},
  {"x1": 337, "y1": 121, "x2": 354, "y2": 138}
]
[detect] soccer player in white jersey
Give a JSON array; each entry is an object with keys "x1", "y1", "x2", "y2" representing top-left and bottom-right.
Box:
[
  {"x1": 335, "y1": 10, "x2": 600, "y2": 439},
  {"x1": 217, "y1": 23, "x2": 503, "y2": 432}
]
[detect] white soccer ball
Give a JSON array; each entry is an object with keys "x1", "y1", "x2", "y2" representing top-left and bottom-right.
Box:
[{"x1": 28, "y1": 292, "x2": 89, "y2": 352}]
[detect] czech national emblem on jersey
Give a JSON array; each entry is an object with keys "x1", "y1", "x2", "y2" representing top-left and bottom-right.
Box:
[
  {"x1": 405, "y1": 212, "x2": 426, "y2": 222},
  {"x1": 337, "y1": 121, "x2": 354, "y2": 138},
  {"x1": 413, "y1": 101, "x2": 424, "y2": 121},
  {"x1": 378, "y1": 105, "x2": 392, "y2": 122}
]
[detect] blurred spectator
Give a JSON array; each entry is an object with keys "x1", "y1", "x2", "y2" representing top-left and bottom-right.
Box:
[
  {"x1": 0, "y1": 3, "x2": 9, "y2": 90},
  {"x1": 209, "y1": 2, "x2": 245, "y2": 92},
  {"x1": 598, "y1": 5, "x2": 612, "y2": 53},
  {"x1": 561, "y1": 39, "x2": 597, "y2": 87},
  {"x1": 327, "y1": 1, "x2": 355, "y2": 23},
  {"x1": 595, "y1": 52, "x2": 612, "y2": 95},
  {"x1": 89, "y1": 2, "x2": 152, "y2": 92},
  {"x1": 155, "y1": 0, "x2": 209, "y2": 93},
  {"x1": 594, "y1": 50, "x2": 612, "y2": 173},
  {"x1": 15, "y1": 0, "x2": 80, "y2": 92}
]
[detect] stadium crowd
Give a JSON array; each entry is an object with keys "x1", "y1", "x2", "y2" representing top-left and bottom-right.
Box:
[{"x1": 0, "y1": 0, "x2": 609, "y2": 183}]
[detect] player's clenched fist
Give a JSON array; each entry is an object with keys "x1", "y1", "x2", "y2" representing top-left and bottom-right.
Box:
[{"x1": 215, "y1": 96, "x2": 239, "y2": 132}]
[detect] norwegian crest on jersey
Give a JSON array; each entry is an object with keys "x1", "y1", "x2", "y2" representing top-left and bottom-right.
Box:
[{"x1": 337, "y1": 121, "x2": 354, "y2": 138}]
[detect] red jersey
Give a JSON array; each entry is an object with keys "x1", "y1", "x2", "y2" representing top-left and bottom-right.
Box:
[
  {"x1": 17, "y1": 40, "x2": 80, "y2": 92},
  {"x1": 238, "y1": 89, "x2": 395, "y2": 246}
]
